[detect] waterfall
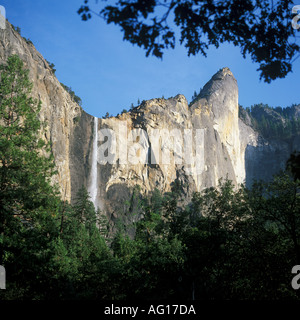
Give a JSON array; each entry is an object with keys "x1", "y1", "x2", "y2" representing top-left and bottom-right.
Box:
[{"x1": 89, "y1": 116, "x2": 98, "y2": 209}]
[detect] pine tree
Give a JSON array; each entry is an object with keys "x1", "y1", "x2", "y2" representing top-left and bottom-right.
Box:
[
  {"x1": 0, "y1": 54, "x2": 58, "y2": 251},
  {"x1": 72, "y1": 185, "x2": 96, "y2": 227},
  {"x1": 97, "y1": 208, "x2": 109, "y2": 239},
  {"x1": 0, "y1": 55, "x2": 61, "y2": 298},
  {"x1": 191, "y1": 90, "x2": 198, "y2": 101}
]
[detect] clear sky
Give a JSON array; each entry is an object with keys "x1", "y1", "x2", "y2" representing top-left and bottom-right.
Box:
[{"x1": 2, "y1": 0, "x2": 300, "y2": 118}]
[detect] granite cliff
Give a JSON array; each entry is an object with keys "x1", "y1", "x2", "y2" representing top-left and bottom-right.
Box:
[{"x1": 0, "y1": 21, "x2": 299, "y2": 224}]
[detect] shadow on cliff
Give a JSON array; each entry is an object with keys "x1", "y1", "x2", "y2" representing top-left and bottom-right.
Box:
[{"x1": 245, "y1": 143, "x2": 297, "y2": 188}]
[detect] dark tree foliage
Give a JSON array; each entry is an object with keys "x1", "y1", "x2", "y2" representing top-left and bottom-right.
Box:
[
  {"x1": 60, "y1": 82, "x2": 82, "y2": 106},
  {"x1": 112, "y1": 173, "x2": 300, "y2": 300},
  {"x1": 0, "y1": 55, "x2": 60, "y2": 298},
  {"x1": 0, "y1": 55, "x2": 113, "y2": 300},
  {"x1": 46, "y1": 59, "x2": 56, "y2": 75},
  {"x1": 78, "y1": 0, "x2": 300, "y2": 82},
  {"x1": 287, "y1": 151, "x2": 300, "y2": 181},
  {"x1": 11, "y1": 24, "x2": 21, "y2": 35},
  {"x1": 1, "y1": 55, "x2": 300, "y2": 299},
  {"x1": 240, "y1": 103, "x2": 300, "y2": 139}
]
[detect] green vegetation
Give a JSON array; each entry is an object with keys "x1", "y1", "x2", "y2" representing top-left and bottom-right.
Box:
[
  {"x1": 11, "y1": 24, "x2": 33, "y2": 46},
  {"x1": 103, "y1": 112, "x2": 110, "y2": 119},
  {"x1": 1, "y1": 55, "x2": 300, "y2": 300},
  {"x1": 46, "y1": 60, "x2": 56, "y2": 75},
  {"x1": 191, "y1": 90, "x2": 198, "y2": 102},
  {"x1": 11, "y1": 24, "x2": 21, "y2": 35},
  {"x1": 240, "y1": 103, "x2": 300, "y2": 140},
  {"x1": 190, "y1": 87, "x2": 202, "y2": 106},
  {"x1": 73, "y1": 115, "x2": 81, "y2": 124},
  {"x1": 24, "y1": 38, "x2": 33, "y2": 45},
  {"x1": 78, "y1": 0, "x2": 300, "y2": 83},
  {"x1": 60, "y1": 82, "x2": 82, "y2": 106},
  {"x1": 0, "y1": 55, "x2": 60, "y2": 298}
]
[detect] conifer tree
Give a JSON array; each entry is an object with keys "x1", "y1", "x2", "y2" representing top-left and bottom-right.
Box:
[{"x1": 0, "y1": 55, "x2": 60, "y2": 298}]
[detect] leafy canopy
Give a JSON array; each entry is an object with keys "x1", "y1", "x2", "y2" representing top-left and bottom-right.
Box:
[{"x1": 78, "y1": 0, "x2": 300, "y2": 83}]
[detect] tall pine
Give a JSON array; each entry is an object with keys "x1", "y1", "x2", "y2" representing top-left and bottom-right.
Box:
[{"x1": 0, "y1": 55, "x2": 59, "y2": 298}]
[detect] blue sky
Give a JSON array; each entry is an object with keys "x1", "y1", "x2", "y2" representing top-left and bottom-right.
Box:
[{"x1": 2, "y1": 0, "x2": 300, "y2": 118}]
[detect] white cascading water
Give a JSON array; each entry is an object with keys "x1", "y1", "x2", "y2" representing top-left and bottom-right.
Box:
[{"x1": 89, "y1": 116, "x2": 98, "y2": 209}]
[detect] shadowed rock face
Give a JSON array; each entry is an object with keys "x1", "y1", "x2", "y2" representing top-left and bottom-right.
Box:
[
  {"x1": 0, "y1": 21, "x2": 299, "y2": 222},
  {"x1": 0, "y1": 21, "x2": 83, "y2": 202}
]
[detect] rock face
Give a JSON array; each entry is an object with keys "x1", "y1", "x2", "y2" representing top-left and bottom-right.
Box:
[
  {"x1": 0, "y1": 21, "x2": 299, "y2": 223},
  {"x1": 0, "y1": 21, "x2": 82, "y2": 203}
]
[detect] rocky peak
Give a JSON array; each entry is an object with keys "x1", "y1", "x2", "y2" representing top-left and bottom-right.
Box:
[
  {"x1": 196, "y1": 67, "x2": 236, "y2": 100},
  {"x1": 190, "y1": 66, "x2": 243, "y2": 183},
  {"x1": 1, "y1": 20, "x2": 299, "y2": 223}
]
